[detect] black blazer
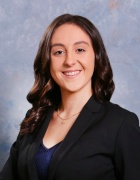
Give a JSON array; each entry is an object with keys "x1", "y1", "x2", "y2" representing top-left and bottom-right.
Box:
[{"x1": 1, "y1": 96, "x2": 140, "y2": 180}]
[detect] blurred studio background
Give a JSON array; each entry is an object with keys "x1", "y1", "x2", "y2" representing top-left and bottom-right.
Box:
[{"x1": 0, "y1": 0, "x2": 140, "y2": 170}]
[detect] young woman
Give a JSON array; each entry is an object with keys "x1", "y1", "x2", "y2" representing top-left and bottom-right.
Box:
[{"x1": 1, "y1": 14, "x2": 140, "y2": 180}]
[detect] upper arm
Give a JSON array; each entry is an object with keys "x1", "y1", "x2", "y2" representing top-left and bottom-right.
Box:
[
  {"x1": 114, "y1": 113, "x2": 140, "y2": 180},
  {"x1": 0, "y1": 138, "x2": 20, "y2": 180},
  {"x1": 0, "y1": 110, "x2": 27, "y2": 180}
]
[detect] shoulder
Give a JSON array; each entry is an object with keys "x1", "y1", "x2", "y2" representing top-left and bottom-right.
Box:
[
  {"x1": 105, "y1": 101, "x2": 138, "y2": 119},
  {"x1": 103, "y1": 101, "x2": 139, "y2": 126}
]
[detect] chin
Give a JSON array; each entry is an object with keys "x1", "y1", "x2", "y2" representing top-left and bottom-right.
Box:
[{"x1": 62, "y1": 85, "x2": 85, "y2": 94}]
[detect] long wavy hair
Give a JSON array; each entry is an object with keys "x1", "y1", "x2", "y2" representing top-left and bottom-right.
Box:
[{"x1": 20, "y1": 14, "x2": 115, "y2": 135}]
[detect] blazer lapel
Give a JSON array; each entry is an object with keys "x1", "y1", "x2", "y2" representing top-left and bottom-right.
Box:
[
  {"x1": 48, "y1": 96, "x2": 105, "y2": 180},
  {"x1": 26, "y1": 107, "x2": 54, "y2": 180}
]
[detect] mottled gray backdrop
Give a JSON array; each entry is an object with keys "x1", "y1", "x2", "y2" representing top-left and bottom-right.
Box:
[{"x1": 0, "y1": 0, "x2": 140, "y2": 170}]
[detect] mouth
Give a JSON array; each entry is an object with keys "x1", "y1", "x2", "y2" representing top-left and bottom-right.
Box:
[{"x1": 62, "y1": 70, "x2": 81, "y2": 76}]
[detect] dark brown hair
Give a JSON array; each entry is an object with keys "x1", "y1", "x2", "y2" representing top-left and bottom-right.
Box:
[{"x1": 20, "y1": 14, "x2": 115, "y2": 135}]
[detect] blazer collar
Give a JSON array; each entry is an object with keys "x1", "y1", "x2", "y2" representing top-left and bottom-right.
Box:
[
  {"x1": 26, "y1": 107, "x2": 55, "y2": 180},
  {"x1": 48, "y1": 95, "x2": 105, "y2": 180},
  {"x1": 26, "y1": 95, "x2": 104, "y2": 180},
  {"x1": 86, "y1": 95, "x2": 103, "y2": 113}
]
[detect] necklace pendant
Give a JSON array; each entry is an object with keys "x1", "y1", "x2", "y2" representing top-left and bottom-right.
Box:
[
  {"x1": 57, "y1": 110, "x2": 81, "y2": 125},
  {"x1": 62, "y1": 121, "x2": 66, "y2": 125}
]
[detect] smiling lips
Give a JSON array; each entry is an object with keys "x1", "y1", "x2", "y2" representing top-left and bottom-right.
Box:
[{"x1": 63, "y1": 70, "x2": 81, "y2": 76}]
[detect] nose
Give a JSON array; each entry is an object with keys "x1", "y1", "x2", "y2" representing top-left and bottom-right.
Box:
[{"x1": 64, "y1": 52, "x2": 77, "y2": 67}]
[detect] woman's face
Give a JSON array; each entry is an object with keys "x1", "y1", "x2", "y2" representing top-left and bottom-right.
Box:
[{"x1": 50, "y1": 23, "x2": 95, "y2": 94}]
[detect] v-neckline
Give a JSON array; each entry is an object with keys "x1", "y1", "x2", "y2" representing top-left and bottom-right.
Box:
[{"x1": 41, "y1": 141, "x2": 62, "y2": 151}]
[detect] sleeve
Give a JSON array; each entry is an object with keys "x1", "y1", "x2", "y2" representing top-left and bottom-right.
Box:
[
  {"x1": 0, "y1": 134, "x2": 23, "y2": 180},
  {"x1": 0, "y1": 110, "x2": 30, "y2": 180},
  {"x1": 114, "y1": 113, "x2": 140, "y2": 180}
]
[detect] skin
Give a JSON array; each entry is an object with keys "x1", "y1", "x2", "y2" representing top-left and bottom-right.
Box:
[
  {"x1": 50, "y1": 23, "x2": 95, "y2": 96},
  {"x1": 43, "y1": 23, "x2": 95, "y2": 148}
]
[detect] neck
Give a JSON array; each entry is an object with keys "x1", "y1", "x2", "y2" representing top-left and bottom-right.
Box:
[{"x1": 59, "y1": 88, "x2": 93, "y2": 116}]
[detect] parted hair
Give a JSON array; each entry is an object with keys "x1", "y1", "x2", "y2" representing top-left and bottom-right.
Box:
[{"x1": 20, "y1": 14, "x2": 115, "y2": 135}]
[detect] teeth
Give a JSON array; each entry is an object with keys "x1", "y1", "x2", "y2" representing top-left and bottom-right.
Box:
[{"x1": 63, "y1": 71, "x2": 80, "y2": 76}]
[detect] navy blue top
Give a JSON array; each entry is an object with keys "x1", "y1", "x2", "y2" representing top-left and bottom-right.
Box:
[{"x1": 35, "y1": 141, "x2": 61, "y2": 180}]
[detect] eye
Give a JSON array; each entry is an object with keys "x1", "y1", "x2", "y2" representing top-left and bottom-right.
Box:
[
  {"x1": 54, "y1": 50, "x2": 63, "y2": 55},
  {"x1": 76, "y1": 48, "x2": 85, "y2": 53},
  {"x1": 53, "y1": 50, "x2": 65, "y2": 56}
]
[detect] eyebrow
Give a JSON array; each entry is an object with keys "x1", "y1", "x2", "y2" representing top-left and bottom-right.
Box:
[
  {"x1": 51, "y1": 41, "x2": 90, "y2": 48},
  {"x1": 51, "y1": 43, "x2": 65, "y2": 48},
  {"x1": 74, "y1": 41, "x2": 90, "y2": 46}
]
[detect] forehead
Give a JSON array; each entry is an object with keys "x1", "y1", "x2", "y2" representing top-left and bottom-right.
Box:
[{"x1": 51, "y1": 23, "x2": 92, "y2": 45}]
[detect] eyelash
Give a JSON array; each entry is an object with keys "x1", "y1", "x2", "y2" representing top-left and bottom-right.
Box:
[
  {"x1": 54, "y1": 50, "x2": 64, "y2": 55},
  {"x1": 76, "y1": 48, "x2": 85, "y2": 53},
  {"x1": 53, "y1": 48, "x2": 85, "y2": 56}
]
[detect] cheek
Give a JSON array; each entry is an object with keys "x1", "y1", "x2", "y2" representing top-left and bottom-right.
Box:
[
  {"x1": 88, "y1": 65, "x2": 94, "y2": 78},
  {"x1": 83, "y1": 55, "x2": 95, "y2": 71},
  {"x1": 89, "y1": 53, "x2": 95, "y2": 70},
  {"x1": 50, "y1": 61, "x2": 61, "y2": 81},
  {"x1": 85, "y1": 57, "x2": 95, "y2": 77},
  {"x1": 50, "y1": 60, "x2": 58, "y2": 73},
  {"x1": 50, "y1": 58, "x2": 62, "y2": 70}
]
